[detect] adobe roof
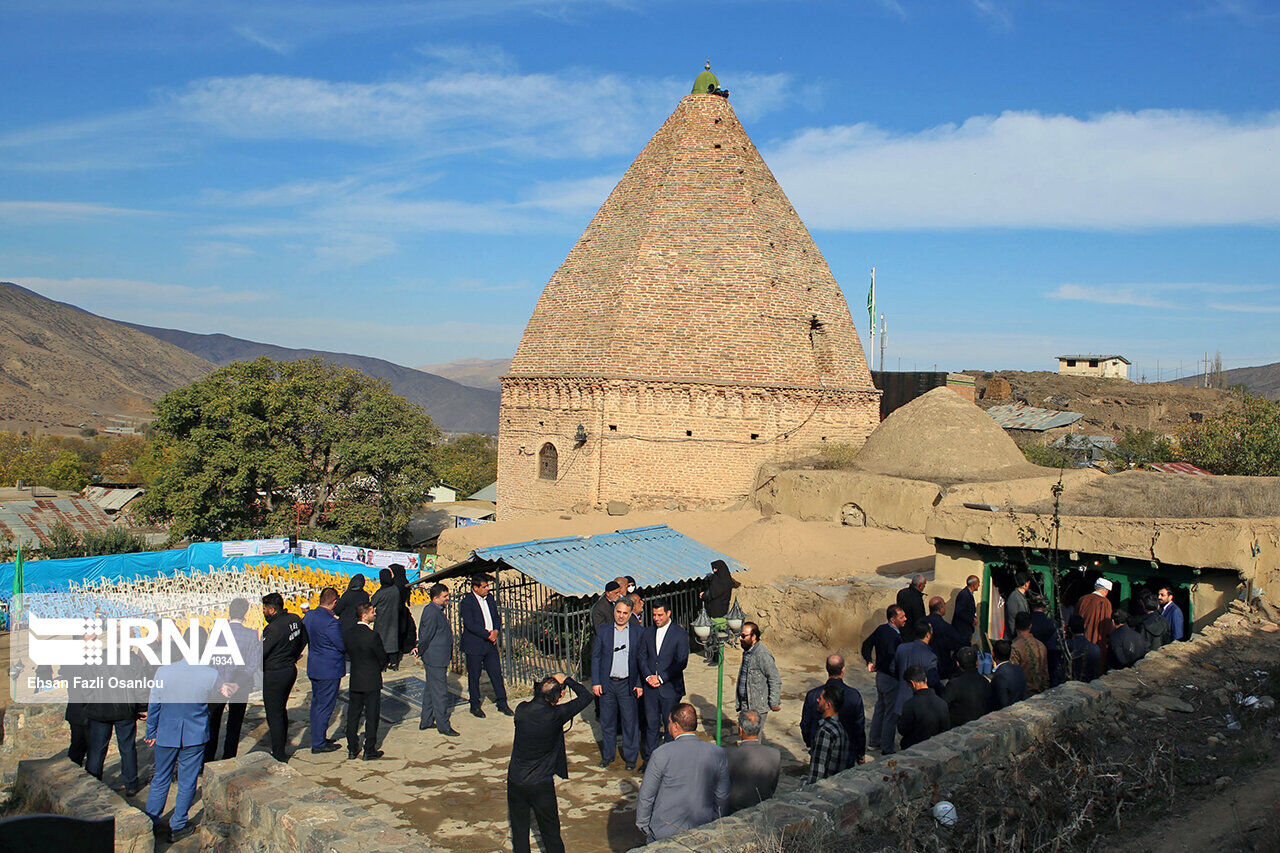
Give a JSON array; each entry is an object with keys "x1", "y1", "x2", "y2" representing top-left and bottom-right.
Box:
[{"x1": 509, "y1": 93, "x2": 874, "y2": 391}]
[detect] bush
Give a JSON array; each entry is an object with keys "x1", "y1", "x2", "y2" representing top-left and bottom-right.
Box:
[
  {"x1": 814, "y1": 442, "x2": 860, "y2": 469},
  {"x1": 1179, "y1": 392, "x2": 1280, "y2": 476},
  {"x1": 1107, "y1": 427, "x2": 1175, "y2": 468},
  {"x1": 1021, "y1": 444, "x2": 1077, "y2": 469}
]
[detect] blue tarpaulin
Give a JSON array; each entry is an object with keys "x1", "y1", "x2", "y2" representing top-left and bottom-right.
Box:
[{"x1": 0, "y1": 544, "x2": 375, "y2": 595}]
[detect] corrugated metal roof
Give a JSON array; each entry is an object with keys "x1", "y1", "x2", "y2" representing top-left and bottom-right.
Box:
[
  {"x1": 987, "y1": 403, "x2": 1083, "y2": 431},
  {"x1": 428, "y1": 524, "x2": 747, "y2": 597},
  {"x1": 1051, "y1": 434, "x2": 1117, "y2": 450},
  {"x1": 1056, "y1": 354, "x2": 1131, "y2": 364},
  {"x1": 84, "y1": 486, "x2": 144, "y2": 513},
  {"x1": 1147, "y1": 462, "x2": 1215, "y2": 476},
  {"x1": 468, "y1": 481, "x2": 498, "y2": 502},
  {"x1": 0, "y1": 498, "x2": 115, "y2": 548}
]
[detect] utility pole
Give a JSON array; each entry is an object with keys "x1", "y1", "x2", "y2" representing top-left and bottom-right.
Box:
[{"x1": 878, "y1": 313, "x2": 886, "y2": 373}]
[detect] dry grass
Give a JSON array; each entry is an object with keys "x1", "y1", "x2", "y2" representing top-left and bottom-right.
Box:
[
  {"x1": 812, "y1": 442, "x2": 861, "y2": 470},
  {"x1": 1014, "y1": 470, "x2": 1280, "y2": 518}
]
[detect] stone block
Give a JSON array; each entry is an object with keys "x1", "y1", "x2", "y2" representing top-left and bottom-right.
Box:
[
  {"x1": 16, "y1": 756, "x2": 154, "y2": 853},
  {"x1": 606, "y1": 500, "x2": 630, "y2": 516}
]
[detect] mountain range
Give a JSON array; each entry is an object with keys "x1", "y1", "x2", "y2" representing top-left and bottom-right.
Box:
[
  {"x1": 0, "y1": 281, "x2": 499, "y2": 434},
  {"x1": 1171, "y1": 362, "x2": 1280, "y2": 399},
  {"x1": 416, "y1": 357, "x2": 512, "y2": 391}
]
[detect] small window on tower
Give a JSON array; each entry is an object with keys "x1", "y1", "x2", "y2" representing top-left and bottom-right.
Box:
[
  {"x1": 609, "y1": 424, "x2": 617, "y2": 431},
  {"x1": 750, "y1": 433, "x2": 759, "y2": 440},
  {"x1": 686, "y1": 430, "x2": 693, "y2": 437},
  {"x1": 538, "y1": 443, "x2": 558, "y2": 480}
]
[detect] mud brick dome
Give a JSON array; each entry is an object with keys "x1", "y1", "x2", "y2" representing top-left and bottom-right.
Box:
[{"x1": 498, "y1": 78, "x2": 880, "y2": 516}]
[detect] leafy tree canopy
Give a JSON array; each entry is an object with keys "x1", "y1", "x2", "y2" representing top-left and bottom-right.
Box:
[
  {"x1": 1107, "y1": 427, "x2": 1175, "y2": 469},
  {"x1": 1178, "y1": 392, "x2": 1280, "y2": 476},
  {"x1": 137, "y1": 357, "x2": 441, "y2": 547},
  {"x1": 435, "y1": 433, "x2": 497, "y2": 498}
]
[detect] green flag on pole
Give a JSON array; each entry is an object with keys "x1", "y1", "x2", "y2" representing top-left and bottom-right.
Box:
[
  {"x1": 11, "y1": 538, "x2": 23, "y2": 628},
  {"x1": 867, "y1": 267, "x2": 876, "y2": 339}
]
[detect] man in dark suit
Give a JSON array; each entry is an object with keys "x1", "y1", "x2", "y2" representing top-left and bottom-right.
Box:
[
  {"x1": 885, "y1": 618, "x2": 941, "y2": 755},
  {"x1": 861, "y1": 604, "x2": 907, "y2": 754},
  {"x1": 897, "y1": 574, "x2": 927, "y2": 627},
  {"x1": 989, "y1": 639, "x2": 1028, "y2": 712},
  {"x1": 1108, "y1": 609, "x2": 1149, "y2": 670},
  {"x1": 800, "y1": 654, "x2": 866, "y2": 768},
  {"x1": 143, "y1": 660, "x2": 219, "y2": 843},
  {"x1": 952, "y1": 575, "x2": 980, "y2": 641},
  {"x1": 460, "y1": 574, "x2": 512, "y2": 718},
  {"x1": 303, "y1": 586, "x2": 346, "y2": 753},
  {"x1": 417, "y1": 582, "x2": 459, "y2": 737},
  {"x1": 592, "y1": 597, "x2": 649, "y2": 770},
  {"x1": 636, "y1": 703, "x2": 730, "y2": 842},
  {"x1": 726, "y1": 710, "x2": 780, "y2": 813},
  {"x1": 344, "y1": 602, "x2": 387, "y2": 759},
  {"x1": 507, "y1": 672, "x2": 594, "y2": 853},
  {"x1": 1065, "y1": 615, "x2": 1101, "y2": 682},
  {"x1": 205, "y1": 597, "x2": 261, "y2": 763},
  {"x1": 925, "y1": 596, "x2": 968, "y2": 679},
  {"x1": 642, "y1": 599, "x2": 690, "y2": 755},
  {"x1": 897, "y1": 665, "x2": 950, "y2": 750},
  {"x1": 943, "y1": 646, "x2": 991, "y2": 727}
]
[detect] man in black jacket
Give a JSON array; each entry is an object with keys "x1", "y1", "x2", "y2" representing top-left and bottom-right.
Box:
[
  {"x1": 897, "y1": 665, "x2": 950, "y2": 750},
  {"x1": 896, "y1": 575, "x2": 927, "y2": 628},
  {"x1": 952, "y1": 575, "x2": 980, "y2": 641},
  {"x1": 989, "y1": 639, "x2": 1027, "y2": 712},
  {"x1": 1108, "y1": 609, "x2": 1149, "y2": 670},
  {"x1": 943, "y1": 646, "x2": 991, "y2": 727},
  {"x1": 861, "y1": 605, "x2": 907, "y2": 754},
  {"x1": 84, "y1": 695, "x2": 146, "y2": 796},
  {"x1": 1137, "y1": 591, "x2": 1172, "y2": 653},
  {"x1": 925, "y1": 597, "x2": 967, "y2": 679},
  {"x1": 508, "y1": 672, "x2": 594, "y2": 853},
  {"x1": 344, "y1": 602, "x2": 387, "y2": 760},
  {"x1": 261, "y1": 592, "x2": 308, "y2": 761},
  {"x1": 799, "y1": 655, "x2": 866, "y2": 768}
]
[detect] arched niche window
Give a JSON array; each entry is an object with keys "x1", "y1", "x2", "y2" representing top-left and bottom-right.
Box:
[{"x1": 538, "y1": 442, "x2": 558, "y2": 480}]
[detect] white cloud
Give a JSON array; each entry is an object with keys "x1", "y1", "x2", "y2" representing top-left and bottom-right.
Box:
[
  {"x1": 1210, "y1": 301, "x2": 1280, "y2": 313},
  {"x1": 1048, "y1": 284, "x2": 1173, "y2": 308},
  {"x1": 767, "y1": 109, "x2": 1280, "y2": 230},
  {"x1": 13, "y1": 277, "x2": 265, "y2": 309},
  {"x1": 0, "y1": 201, "x2": 152, "y2": 221}
]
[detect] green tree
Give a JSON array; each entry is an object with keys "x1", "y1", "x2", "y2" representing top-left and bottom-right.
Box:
[
  {"x1": 44, "y1": 450, "x2": 89, "y2": 490},
  {"x1": 138, "y1": 357, "x2": 441, "y2": 547},
  {"x1": 1106, "y1": 427, "x2": 1175, "y2": 469},
  {"x1": 1178, "y1": 393, "x2": 1280, "y2": 476},
  {"x1": 41, "y1": 521, "x2": 86, "y2": 559},
  {"x1": 435, "y1": 433, "x2": 498, "y2": 497}
]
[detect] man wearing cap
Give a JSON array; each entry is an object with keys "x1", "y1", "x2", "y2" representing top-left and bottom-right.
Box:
[
  {"x1": 1075, "y1": 579, "x2": 1115, "y2": 669},
  {"x1": 592, "y1": 578, "x2": 628, "y2": 629}
]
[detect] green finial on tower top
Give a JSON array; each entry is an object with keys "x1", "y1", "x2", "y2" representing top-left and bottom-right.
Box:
[{"x1": 692, "y1": 60, "x2": 720, "y2": 96}]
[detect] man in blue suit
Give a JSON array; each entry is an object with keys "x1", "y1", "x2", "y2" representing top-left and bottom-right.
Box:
[
  {"x1": 460, "y1": 574, "x2": 512, "y2": 718},
  {"x1": 303, "y1": 586, "x2": 346, "y2": 753},
  {"x1": 884, "y1": 619, "x2": 941, "y2": 755},
  {"x1": 592, "y1": 597, "x2": 649, "y2": 770},
  {"x1": 144, "y1": 659, "x2": 219, "y2": 843},
  {"x1": 642, "y1": 599, "x2": 689, "y2": 756},
  {"x1": 417, "y1": 582, "x2": 459, "y2": 737}
]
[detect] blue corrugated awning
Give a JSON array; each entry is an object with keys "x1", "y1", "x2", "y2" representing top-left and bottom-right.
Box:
[{"x1": 426, "y1": 524, "x2": 747, "y2": 597}]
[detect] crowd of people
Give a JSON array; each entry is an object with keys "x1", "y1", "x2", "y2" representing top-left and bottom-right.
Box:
[{"x1": 59, "y1": 560, "x2": 1188, "y2": 847}]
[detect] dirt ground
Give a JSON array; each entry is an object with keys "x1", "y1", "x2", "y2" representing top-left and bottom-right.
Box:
[{"x1": 438, "y1": 507, "x2": 935, "y2": 588}]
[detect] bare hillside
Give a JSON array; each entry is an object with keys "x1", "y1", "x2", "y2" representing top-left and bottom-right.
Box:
[
  {"x1": 1172, "y1": 361, "x2": 1280, "y2": 399},
  {"x1": 0, "y1": 282, "x2": 214, "y2": 433},
  {"x1": 966, "y1": 370, "x2": 1237, "y2": 436},
  {"x1": 416, "y1": 357, "x2": 511, "y2": 392}
]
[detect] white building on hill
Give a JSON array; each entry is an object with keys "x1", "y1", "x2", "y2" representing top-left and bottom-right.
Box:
[{"x1": 1056, "y1": 354, "x2": 1130, "y2": 380}]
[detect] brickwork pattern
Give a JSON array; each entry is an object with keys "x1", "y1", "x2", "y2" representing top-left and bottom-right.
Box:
[
  {"x1": 499, "y1": 93, "x2": 880, "y2": 514},
  {"x1": 498, "y1": 377, "x2": 880, "y2": 516}
]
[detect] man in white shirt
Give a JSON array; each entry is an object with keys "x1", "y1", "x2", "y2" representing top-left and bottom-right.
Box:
[
  {"x1": 642, "y1": 600, "x2": 690, "y2": 756},
  {"x1": 461, "y1": 574, "x2": 512, "y2": 718}
]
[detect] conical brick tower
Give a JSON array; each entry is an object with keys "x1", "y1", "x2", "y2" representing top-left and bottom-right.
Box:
[{"x1": 498, "y1": 75, "x2": 880, "y2": 517}]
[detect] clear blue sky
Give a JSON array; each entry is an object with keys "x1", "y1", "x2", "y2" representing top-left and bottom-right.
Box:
[{"x1": 3, "y1": 1, "x2": 1277, "y2": 379}]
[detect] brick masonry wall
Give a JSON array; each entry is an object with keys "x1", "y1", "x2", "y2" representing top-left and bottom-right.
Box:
[
  {"x1": 497, "y1": 377, "x2": 880, "y2": 516},
  {"x1": 16, "y1": 756, "x2": 154, "y2": 853}
]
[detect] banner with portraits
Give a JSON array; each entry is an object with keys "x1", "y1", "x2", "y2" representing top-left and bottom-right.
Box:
[
  {"x1": 221, "y1": 538, "x2": 291, "y2": 558},
  {"x1": 296, "y1": 540, "x2": 422, "y2": 577}
]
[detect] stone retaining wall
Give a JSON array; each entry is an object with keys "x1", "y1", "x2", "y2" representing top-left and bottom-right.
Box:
[
  {"x1": 200, "y1": 751, "x2": 437, "y2": 852},
  {"x1": 636, "y1": 618, "x2": 1239, "y2": 851},
  {"x1": 15, "y1": 756, "x2": 154, "y2": 853}
]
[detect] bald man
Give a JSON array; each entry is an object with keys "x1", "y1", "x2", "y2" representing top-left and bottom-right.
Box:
[
  {"x1": 952, "y1": 575, "x2": 980, "y2": 641},
  {"x1": 799, "y1": 654, "x2": 866, "y2": 769}
]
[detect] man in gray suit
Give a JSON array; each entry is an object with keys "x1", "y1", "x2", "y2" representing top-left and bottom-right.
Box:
[
  {"x1": 416, "y1": 583, "x2": 458, "y2": 737},
  {"x1": 735, "y1": 622, "x2": 782, "y2": 735},
  {"x1": 636, "y1": 703, "x2": 730, "y2": 842},
  {"x1": 725, "y1": 710, "x2": 780, "y2": 814}
]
